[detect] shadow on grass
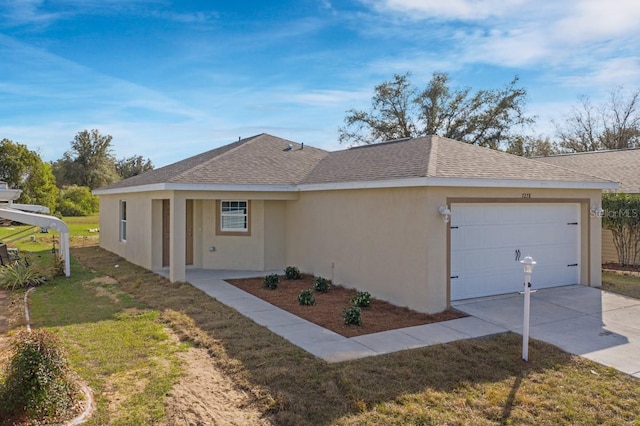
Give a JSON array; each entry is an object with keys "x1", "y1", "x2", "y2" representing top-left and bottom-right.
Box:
[{"x1": 68, "y1": 246, "x2": 639, "y2": 425}]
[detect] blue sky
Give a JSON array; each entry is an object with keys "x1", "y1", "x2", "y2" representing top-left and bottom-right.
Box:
[{"x1": 1, "y1": 0, "x2": 639, "y2": 167}]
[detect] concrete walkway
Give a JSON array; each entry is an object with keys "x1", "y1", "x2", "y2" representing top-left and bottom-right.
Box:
[
  {"x1": 162, "y1": 270, "x2": 506, "y2": 363},
  {"x1": 453, "y1": 285, "x2": 640, "y2": 378},
  {"x1": 165, "y1": 270, "x2": 640, "y2": 376}
]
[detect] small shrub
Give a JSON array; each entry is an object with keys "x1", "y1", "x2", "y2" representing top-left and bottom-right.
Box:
[
  {"x1": 351, "y1": 291, "x2": 372, "y2": 308},
  {"x1": 314, "y1": 276, "x2": 330, "y2": 293},
  {"x1": 0, "y1": 329, "x2": 78, "y2": 421},
  {"x1": 298, "y1": 289, "x2": 315, "y2": 306},
  {"x1": 0, "y1": 261, "x2": 47, "y2": 290},
  {"x1": 343, "y1": 305, "x2": 362, "y2": 326},
  {"x1": 284, "y1": 266, "x2": 302, "y2": 280},
  {"x1": 263, "y1": 274, "x2": 279, "y2": 290}
]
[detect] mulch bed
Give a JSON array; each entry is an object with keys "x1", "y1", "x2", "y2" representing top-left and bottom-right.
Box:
[
  {"x1": 603, "y1": 263, "x2": 640, "y2": 273},
  {"x1": 226, "y1": 275, "x2": 465, "y2": 338}
]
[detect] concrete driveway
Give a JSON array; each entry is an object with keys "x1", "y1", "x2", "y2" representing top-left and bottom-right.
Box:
[{"x1": 452, "y1": 285, "x2": 640, "y2": 378}]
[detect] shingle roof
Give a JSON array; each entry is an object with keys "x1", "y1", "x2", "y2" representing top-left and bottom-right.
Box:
[
  {"x1": 98, "y1": 133, "x2": 328, "y2": 190},
  {"x1": 96, "y1": 133, "x2": 614, "y2": 192},
  {"x1": 536, "y1": 149, "x2": 640, "y2": 193},
  {"x1": 301, "y1": 135, "x2": 612, "y2": 184}
]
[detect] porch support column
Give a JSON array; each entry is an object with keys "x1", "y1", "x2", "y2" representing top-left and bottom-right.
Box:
[{"x1": 169, "y1": 192, "x2": 186, "y2": 282}]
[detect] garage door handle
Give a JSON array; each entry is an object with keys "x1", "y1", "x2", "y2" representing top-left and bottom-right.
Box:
[
  {"x1": 450, "y1": 275, "x2": 459, "y2": 279},
  {"x1": 567, "y1": 263, "x2": 578, "y2": 267}
]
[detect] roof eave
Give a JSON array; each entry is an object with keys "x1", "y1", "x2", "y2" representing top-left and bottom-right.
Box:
[
  {"x1": 298, "y1": 177, "x2": 619, "y2": 191},
  {"x1": 93, "y1": 182, "x2": 299, "y2": 195},
  {"x1": 93, "y1": 177, "x2": 619, "y2": 196}
]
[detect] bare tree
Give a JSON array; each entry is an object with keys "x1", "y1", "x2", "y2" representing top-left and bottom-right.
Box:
[{"x1": 556, "y1": 88, "x2": 640, "y2": 152}]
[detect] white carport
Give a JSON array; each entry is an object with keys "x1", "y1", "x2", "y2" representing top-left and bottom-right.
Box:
[
  {"x1": 0, "y1": 183, "x2": 70, "y2": 276},
  {"x1": 0, "y1": 207, "x2": 71, "y2": 277}
]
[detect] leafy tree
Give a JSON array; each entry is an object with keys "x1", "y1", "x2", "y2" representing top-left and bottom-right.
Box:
[
  {"x1": 602, "y1": 192, "x2": 640, "y2": 266},
  {"x1": 56, "y1": 185, "x2": 99, "y2": 217},
  {"x1": 0, "y1": 139, "x2": 58, "y2": 212},
  {"x1": 115, "y1": 155, "x2": 154, "y2": 179},
  {"x1": 339, "y1": 72, "x2": 534, "y2": 150},
  {"x1": 555, "y1": 88, "x2": 640, "y2": 152},
  {"x1": 506, "y1": 135, "x2": 558, "y2": 158},
  {"x1": 56, "y1": 129, "x2": 120, "y2": 190}
]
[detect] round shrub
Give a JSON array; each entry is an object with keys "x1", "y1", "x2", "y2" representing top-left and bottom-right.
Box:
[
  {"x1": 298, "y1": 289, "x2": 315, "y2": 306},
  {"x1": 314, "y1": 276, "x2": 330, "y2": 293},
  {"x1": 0, "y1": 329, "x2": 78, "y2": 421},
  {"x1": 263, "y1": 274, "x2": 279, "y2": 290},
  {"x1": 284, "y1": 266, "x2": 302, "y2": 280},
  {"x1": 351, "y1": 291, "x2": 372, "y2": 308},
  {"x1": 343, "y1": 306, "x2": 362, "y2": 326}
]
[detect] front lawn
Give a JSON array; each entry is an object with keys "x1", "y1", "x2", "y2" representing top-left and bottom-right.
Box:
[
  {"x1": 602, "y1": 270, "x2": 640, "y2": 299},
  {"x1": 62, "y1": 246, "x2": 639, "y2": 425},
  {"x1": 2, "y1": 228, "x2": 640, "y2": 424}
]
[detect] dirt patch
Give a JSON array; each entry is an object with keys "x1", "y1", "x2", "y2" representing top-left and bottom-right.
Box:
[
  {"x1": 163, "y1": 347, "x2": 269, "y2": 426},
  {"x1": 90, "y1": 276, "x2": 118, "y2": 285},
  {"x1": 226, "y1": 275, "x2": 465, "y2": 338}
]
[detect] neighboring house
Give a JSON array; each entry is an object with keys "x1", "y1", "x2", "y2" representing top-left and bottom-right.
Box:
[
  {"x1": 538, "y1": 148, "x2": 640, "y2": 264},
  {"x1": 94, "y1": 134, "x2": 616, "y2": 313}
]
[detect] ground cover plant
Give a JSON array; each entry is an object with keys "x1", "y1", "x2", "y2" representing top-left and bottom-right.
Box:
[
  {"x1": 67, "y1": 246, "x2": 640, "y2": 425},
  {"x1": 227, "y1": 274, "x2": 464, "y2": 337}
]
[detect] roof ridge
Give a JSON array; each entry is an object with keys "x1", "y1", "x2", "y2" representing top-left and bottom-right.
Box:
[
  {"x1": 541, "y1": 146, "x2": 640, "y2": 158},
  {"x1": 170, "y1": 134, "x2": 265, "y2": 182},
  {"x1": 425, "y1": 135, "x2": 438, "y2": 177}
]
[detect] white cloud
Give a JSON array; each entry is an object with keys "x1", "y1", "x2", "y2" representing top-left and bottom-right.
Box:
[
  {"x1": 364, "y1": 0, "x2": 528, "y2": 20},
  {"x1": 285, "y1": 89, "x2": 371, "y2": 107},
  {"x1": 554, "y1": 0, "x2": 640, "y2": 44}
]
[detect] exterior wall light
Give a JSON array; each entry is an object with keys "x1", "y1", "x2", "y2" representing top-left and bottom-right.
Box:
[
  {"x1": 439, "y1": 205, "x2": 451, "y2": 223},
  {"x1": 520, "y1": 255, "x2": 537, "y2": 362}
]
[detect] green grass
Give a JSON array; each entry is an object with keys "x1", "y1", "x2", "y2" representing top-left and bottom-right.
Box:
[
  {"x1": 602, "y1": 270, "x2": 640, "y2": 299},
  {"x1": 23, "y1": 259, "x2": 186, "y2": 426},
  {"x1": 62, "y1": 215, "x2": 100, "y2": 237},
  {"x1": 68, "y1": 246, "x2": 640, "y2": 425},
  {"x1": 0, "y1": 216, "x2": 99, "y2": 266},
  {"x1": 3, "y1": 241, "x2": 640, "y2": 425}
]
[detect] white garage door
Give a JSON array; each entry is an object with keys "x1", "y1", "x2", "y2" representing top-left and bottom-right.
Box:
[{"x1": 450, "y1": 203, "x2": 580, "y2": 301}]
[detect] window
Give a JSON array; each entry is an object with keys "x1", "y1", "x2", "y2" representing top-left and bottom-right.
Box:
[
  {"x1": 119, "y1": 200, "x2": 127, "y2": 242},
  {"x1": 217, "y1": 200, "x2": 250, "y2": 235}
]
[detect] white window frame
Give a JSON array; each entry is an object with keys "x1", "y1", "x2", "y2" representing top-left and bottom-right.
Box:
[
  {"x1": 220, "y1": 200, "x2": 248, "y2": 232},
  {"x1": 119, "y1": 200, "x2": 127, "y2": 242}
]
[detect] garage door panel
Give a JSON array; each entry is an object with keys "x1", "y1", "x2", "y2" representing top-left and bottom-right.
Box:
[
  {"x1": 452, "y1": 247, "x2": 522, "y2": 274},
  {"x1": 450, "y1": 203, "x2": 580, "y2": 301}
]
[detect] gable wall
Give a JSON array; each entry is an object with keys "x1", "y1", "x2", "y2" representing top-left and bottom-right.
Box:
[
  {"x1": 285, "y1": 187, "x2": 434, "y2": 312},
  {"x1": 285, "y1": 185, "x2": 603, "y2": 313}
]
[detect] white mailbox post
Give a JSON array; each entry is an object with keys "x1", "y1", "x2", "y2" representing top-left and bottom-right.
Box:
[{"x1": 520, "y1": 255, "x2": 536, "y2": 362}]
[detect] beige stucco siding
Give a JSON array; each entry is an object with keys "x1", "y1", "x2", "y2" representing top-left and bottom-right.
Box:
[
  {"x1": 100, "y1": 185, "x2": 603, "y2": 312},
  {"x1": 286, "y1": 186, "x2": 603, "y2": 313},
  {"x1": 99, "y1": 193, "x2": 155, "y2": 270},
  {"x1": 100, "y1": 191, "x2": 292, "y2": 275},
  {"x1": 201, "y1": 199, "x2": 264, "y2": 270},
  {"x1": 263, "y1": 201, "x2": 287, "y2": 270},
  {"x1": 285, "y1": 187, "x2": 433, "y2": 312}
]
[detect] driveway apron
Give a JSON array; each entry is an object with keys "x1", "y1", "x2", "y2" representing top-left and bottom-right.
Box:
[{"x1": 453, "y1": 285, "x2": 640, "y2": 378}]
